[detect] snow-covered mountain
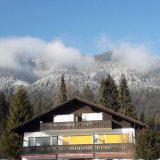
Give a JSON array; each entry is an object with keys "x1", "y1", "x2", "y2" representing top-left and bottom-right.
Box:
[
  {"x1": 1, "y1": 51, "x2": 160, "y2": 115},
  {"x1": 1, "y1": 51, "x2": 160, "y2": 95}
]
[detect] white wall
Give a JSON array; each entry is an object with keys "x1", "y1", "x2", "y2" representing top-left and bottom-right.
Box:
[
  {"x1": 54, "y1": 114, "x2": 74, "y2": 122},
  {"x1": 82, "y1": 112, "x2": 103, "y2": 121},
  {"x1": 23, "y1": 128, "x2": 135, "y2": 147}
]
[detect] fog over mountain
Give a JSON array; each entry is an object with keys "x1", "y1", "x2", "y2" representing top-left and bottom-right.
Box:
[
  {"x1": 0, "y1": 36, "x2": 160, "y2": 116},
  {"x1": 0, "y1": 37, "x2": 94, "y2": 72},
  {"x1": 0, "y1": 36, "x2": 160, "y2": 72}
]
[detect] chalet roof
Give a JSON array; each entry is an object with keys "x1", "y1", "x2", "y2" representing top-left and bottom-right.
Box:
[{"x1": 12, "y1": 97, "x2": 147, "y2": 134}]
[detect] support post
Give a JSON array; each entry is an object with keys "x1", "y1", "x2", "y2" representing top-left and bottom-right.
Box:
[{"x1": 55, "y1": 154, "x2": 58, "y2": 160}]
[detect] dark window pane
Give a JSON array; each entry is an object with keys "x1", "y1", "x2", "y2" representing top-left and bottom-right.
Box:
[
  {"x1": 35, "y1": 137, "x2": 51, "y2": 146},
  {"x1": 52, "y1": 136, "x2": 58, "y2": 145},
  {"x1": 29, "y1": 137, "x2": 34, "y2": 146}
]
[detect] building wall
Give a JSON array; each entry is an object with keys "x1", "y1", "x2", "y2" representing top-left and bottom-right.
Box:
[
  {"x1": 70, "y1": 135, "x2": 93, "y2": 144},
  {"x1": 106, "y1": 134, "x2": 129, "y2": 143},
  {"x1": 23, "y1": 128, "x2": 135, "y2": 147},
  {"x1": 53, "y1": 113, "x2": 103, "y2": 122},
  {"x1": 62, "y1": 133, "x2": 129, "y2": 145}
]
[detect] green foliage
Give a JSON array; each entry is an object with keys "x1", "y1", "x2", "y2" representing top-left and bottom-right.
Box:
[
  {"x1": 81, "y1": 84, "x2": 95, "y2": 102},
  {"x1": 55, "y1": 74, "x2": 67, "y2": 105},
  {"x1": 33, "y1": 94, "x2": 50, "y2": 116},
  {"x1": 144, "y1": 115, "x2": 155, "y2": 129},
  {"x1": 139, "y1": 112, "x2": 145, "y2": 122},
  {"x1": 98, "y1": 74, "x2": 119, "y2": 111},
  {"x1": 1, "y1": 128, "x2": 22, "y2": 159},
  {"x1": 132, "y1": 88, "x2": 160, "y2": 118},
  {"x1": 31, "y1": 91, "x2": 54, "y2": 115},
  {"x1": 136, "y1": 128, "x2": 160, "y2": 159},
  {"x1": 33, "y1": 96, "x2": 43, "y2": 116},
  {"x1": 0, "y1": 91, "x2": 8, "y2": 157},
  {"x1": 0, "y1": 91, "x2": 8, "y2": 137},
  {"x1": 118, "y1": 74, "x2": 137, "y2": 119},
  {"x1": 0, "y1": 142, "x2": 3, "y2": 157},
  {"x1": 155, "y1": 112, "x2": 160, "y2": 130},
  {"x1": 66, "y1": 82, "x2": 80, "y2": 99},
  {"x1": 1, "y1": 88, "x2": 33, "y2": 159}
]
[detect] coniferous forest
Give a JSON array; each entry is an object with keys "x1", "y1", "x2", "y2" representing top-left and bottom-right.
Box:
[{"x1": 0, "y1": 74, "x2": 160, "y2": 159}]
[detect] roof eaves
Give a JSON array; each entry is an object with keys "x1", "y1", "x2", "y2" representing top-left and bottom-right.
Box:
[
  {"x1": 12, "y1": 96, "x2": 147, "y2": 132},
  {"x1": 12, "y1": 97, "x2": 78, "y2": 131},
  {"x1": 73, "y1": 97, "x2": 147, "y2": 127}
]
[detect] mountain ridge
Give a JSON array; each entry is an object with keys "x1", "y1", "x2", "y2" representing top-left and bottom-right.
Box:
[{"x1": 0, "y1": 52, "x2": 160, "y2": 116}]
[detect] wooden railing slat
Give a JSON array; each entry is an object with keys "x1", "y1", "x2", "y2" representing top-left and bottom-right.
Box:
[{"x1": 22, "y1": 143, "x2": 134, "y2": 155}]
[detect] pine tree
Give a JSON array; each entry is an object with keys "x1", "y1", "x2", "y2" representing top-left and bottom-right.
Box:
[
  {"x1": 0, "y1": 91, "x2": 8, "y2": 137},
  {"x1": 98, "y1": 77, "x2": 106, "y2": 106},
  {"x1": 33, "y1": 94, "x2": 43, "y2": 116},
  {"x1": 1, "y1": 88, "x2": 33, "y2": 159},
  {"x1": 144, "y1": 114, "x2": 155, "y2": 128},
  {"x1": 155, "y1": 112, "x2": 160, "y2": 130},
  {"x1": 136, "y1": 128, "x2": 160, "y2": 159},
  {"x1": 98, "y1": 74, "x2": 119, "y2": 111},
  {"x1": 139, "y1": 112, "x2": 145, "y2": 122},
  {"x1": 118, "y1": 74, "x2": 137, "y2": 119},
  {"x1": 66, "y1": 82, "x2": 80, "y2": 99},
  {"x1": 0, "y1": 91, "x2": 8, "y2": 158},
  {"x1": 33, "y1": 94, "x2": 52, "y2": 116},
  {"x1": 55, "y1": 74, "x2": 67, "y2": 105},
  {"x1": 81, "y1": 84, "x2": 95, "y2": 102}
]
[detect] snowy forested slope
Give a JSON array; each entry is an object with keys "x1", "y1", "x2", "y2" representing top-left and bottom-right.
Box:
[{"x1": 1, "y1": 52, "x2": 160, "y2": 116}]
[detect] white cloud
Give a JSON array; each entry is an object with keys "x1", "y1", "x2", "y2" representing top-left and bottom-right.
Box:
[
  {"x1": 112, "y1": 43, "x2": 159, "y2": 71},
  {"x1": 43, "y1": 39, "x2": 94, "y2": 70},
  {"x1": 0, "y1": 36, "x2": 94, "y2": 71},
  {"x1": 96, "y1": 35, "x2": 160, "y2": 71},
  {"x1": 0, "y1": 36, "x2": 45, "y2": 69},
  {"x1": 0, "y1": 35, "x2": 159, "y2": 73}
]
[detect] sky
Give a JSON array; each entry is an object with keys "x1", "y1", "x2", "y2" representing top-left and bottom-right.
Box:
[
  {"x1": 0, "y1": 0, "x2": 160, "y2": 55},
  {"x1": 0, "y1": 0, "x2": 160, "y2": 72}
]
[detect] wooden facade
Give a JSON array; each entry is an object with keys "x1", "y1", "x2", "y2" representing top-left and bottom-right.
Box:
[
  {"x1": 22, "y1": 143, "x2": 134, "y2": 155},
  {"x1": 40, "y1": 120, "x2": 112, "y2": 131}
]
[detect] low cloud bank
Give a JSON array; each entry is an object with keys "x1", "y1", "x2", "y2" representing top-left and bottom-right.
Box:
[
  {"x1": 43, "y1": 39, "x2": 94, "y2": 70},
  {"x1": 96, "y1": 35, "x2": 160, "y2": 71},
  {"x1": 0, "y1": 36, "x2": 159, "y2": 74},
  {"x1": 0, "y1": 37, "x2": 45, "y2": 69},
  {"x1": 0, "y1": 37, "x2": 94, "y2": 71},
  {"x1": 112, "y1": 43, "x2": 159, "y2": 71}
]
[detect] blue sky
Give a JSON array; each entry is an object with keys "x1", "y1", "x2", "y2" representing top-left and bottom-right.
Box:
[{"x1": 0, "y1": 0, "x2": 160, "y2": 55}]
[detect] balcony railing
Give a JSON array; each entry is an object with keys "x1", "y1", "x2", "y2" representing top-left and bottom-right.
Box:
[
  {"x1": 22, "y1": 143, "x2": 134, "y2": 155},
  {"x1": 40, "y1": 120, "x2": 112, "y2": 131}
]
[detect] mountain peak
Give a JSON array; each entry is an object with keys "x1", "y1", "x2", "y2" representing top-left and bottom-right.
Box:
[{"x1": 94, "y1": 51, "x2": 113, "y2": 61}]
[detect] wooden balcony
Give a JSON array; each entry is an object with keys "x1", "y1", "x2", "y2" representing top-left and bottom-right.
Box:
[
  {"x1": 22, "y1": 143, "x2": 134, "y2": 155},
  {"x1": 40, "y1": 120, "x2": 112, "y2": 131}
]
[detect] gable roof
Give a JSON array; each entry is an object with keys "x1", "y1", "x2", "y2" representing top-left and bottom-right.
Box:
[{"x1": 12, "y1": 97, "x2": 147, "y2": 134}]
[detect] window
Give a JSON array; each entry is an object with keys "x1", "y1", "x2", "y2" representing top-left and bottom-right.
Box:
[
  {"x1": 93, "y1": 134, "x2": 98, "y2": 144},
  {"x1": 82, "y1": 112, "x2": 103, "y2": 121},
  {"x1": 52, "y1": 136, "x2": 58, "y2": 145},
  {"x1": 35, "y1": 137, "x2": 51, "y2": 146},
  {"x1": 28, "y1": 136, "x2": 58, "y2": 146},
  {"x1": 28, "y1": 137, "x2": 34, "y2": 146},
  {"x1": 93, "y1": 137, "x2": 98, "y2": 144}
]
